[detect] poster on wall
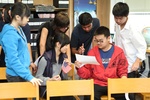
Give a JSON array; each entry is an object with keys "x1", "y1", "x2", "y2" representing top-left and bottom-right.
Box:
[{"x1": 74, "y1": 0, "x2": 97, "y2": 26}]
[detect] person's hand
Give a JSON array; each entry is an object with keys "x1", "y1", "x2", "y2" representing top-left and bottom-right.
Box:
[
  {"x1": 30, "y1": 63, "x2": 37, "y2": 74},
  {"x1": 131, "y1": 62, "x2": 140, "y2": 71},
  {"x1": 30, "y1": 77, "x2": 43, "y2": 86},
  {"x1": 64, "y1": 58, "x2": 71, "y2": 65},
  {"x1": 49, "y1": 75, "x2": 61, "y2": 81},
  {"x1": 131, "y1": 58, "x2": 141, "y2": 71},
  {"x1": 78, "y1": 44, "x2": 85, "y2": 55},
  {"x1": 75, "y1": 61, "x2": 83, "y2": 68}
]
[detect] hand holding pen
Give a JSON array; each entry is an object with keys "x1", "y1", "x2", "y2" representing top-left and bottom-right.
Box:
[{"x1": 78, "y1": 43, "x2": 85, "y2": 55}]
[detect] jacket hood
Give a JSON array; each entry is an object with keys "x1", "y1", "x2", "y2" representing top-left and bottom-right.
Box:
[{"x1": 0, "y1": 24, "x2": 17, "y2": 44}]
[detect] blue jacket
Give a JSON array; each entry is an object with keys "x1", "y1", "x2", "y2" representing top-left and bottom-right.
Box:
[{"x1": 0, "y1": 24, "x2": 33, "y2": 81}]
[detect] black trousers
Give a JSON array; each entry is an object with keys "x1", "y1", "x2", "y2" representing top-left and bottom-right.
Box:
[
  {"x1": 6, "y1": 74, "x2": 27, "y2": 100},
  {"x1": 127, "y1": 71, "x2": 137, "y2": 100},
  {"x1": 94, "y1": 84, "x2": 126, "y2": 100}
]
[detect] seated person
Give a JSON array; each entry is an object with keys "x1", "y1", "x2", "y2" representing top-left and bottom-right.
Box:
[
  {"x1": 35, "y1": 32, "x2": 72, "y2": 100},
  {"x1": 75, "y1": 26, "x2": 128, "y2": 100}
]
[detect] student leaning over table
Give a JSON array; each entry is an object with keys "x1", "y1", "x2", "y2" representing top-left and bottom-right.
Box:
[
  {"x1": 75, "y1": 26, "x2": 128, "y2": 100},
  {"x1": 37, "y1": 11, "x2": 70, "y2": 56}
]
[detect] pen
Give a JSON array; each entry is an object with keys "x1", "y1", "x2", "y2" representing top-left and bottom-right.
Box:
[{"x1": 82, "y1": 43, "x2": 84, "y2": 55}]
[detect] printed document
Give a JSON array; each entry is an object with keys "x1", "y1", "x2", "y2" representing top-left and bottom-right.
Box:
[{"x1": 75, "y1": 54, "x2": 100, "y2": 65}]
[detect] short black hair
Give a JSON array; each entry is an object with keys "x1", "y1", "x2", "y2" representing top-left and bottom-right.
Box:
[
  {"x1": 112, "y1": 2, "x2": 129, "y2": 17},
  {"x1": 79, "y1": 12, "x2": 92, "y2": 26},
  {"x1": 94, "y1": 26, "x2": 110, "y2": 38}
]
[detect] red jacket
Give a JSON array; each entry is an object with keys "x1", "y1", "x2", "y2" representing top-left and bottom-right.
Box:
[{"x1": 77, "y1": 45, "x2": 128, "y2": 86}]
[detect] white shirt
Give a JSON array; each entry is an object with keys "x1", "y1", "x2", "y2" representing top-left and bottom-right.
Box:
[{"x1": 114, "y1": 19, "x2": 147, "y2": 73}]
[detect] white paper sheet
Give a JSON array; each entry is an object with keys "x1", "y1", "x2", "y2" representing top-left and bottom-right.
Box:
[{"x1": 75, "y1": 54, "x2": 100, "y2": 65}]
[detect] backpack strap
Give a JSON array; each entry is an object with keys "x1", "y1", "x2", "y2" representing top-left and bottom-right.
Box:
[
  {"x1": 43, "y1": 50, "x2": 53, "y2": 78},
  {"x1": 37, "y1": 50, "x2": 53, "y2": 64}
]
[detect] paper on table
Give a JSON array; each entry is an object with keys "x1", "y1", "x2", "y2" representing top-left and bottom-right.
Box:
[{"x1": 75, "y1": 54, "x2": 100, "y2": 65}]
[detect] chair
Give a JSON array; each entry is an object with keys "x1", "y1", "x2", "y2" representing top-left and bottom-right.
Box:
[
  {"x1": 0, "y1": 67, "x2": 6, "y2": 80},
  {"x1": 108, "y1": 78, "x2": 150, "y2": 100},
  {"x1": 40, "y1": 63, "x2": 78, "y2": 100},
  {"x1": 101, "y1": 95, "x2": 115, "y2": 100},
  {"x1": 0, "y1": 82, "x2": 39, "y2": 100},
  {"x1": 67, "y1": 63, "x2": 75, "y2": 80},
  {"x1": 46, "y1": 79, "x2": 94, "y2": 100},
  {"x1": 67, "y1": 63, "x2": 80, "y2": 100}
]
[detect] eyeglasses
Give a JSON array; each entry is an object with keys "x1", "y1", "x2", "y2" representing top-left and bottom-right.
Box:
[{"x1": 94, "y1": 39, "x2": 104, "y2": 44}]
